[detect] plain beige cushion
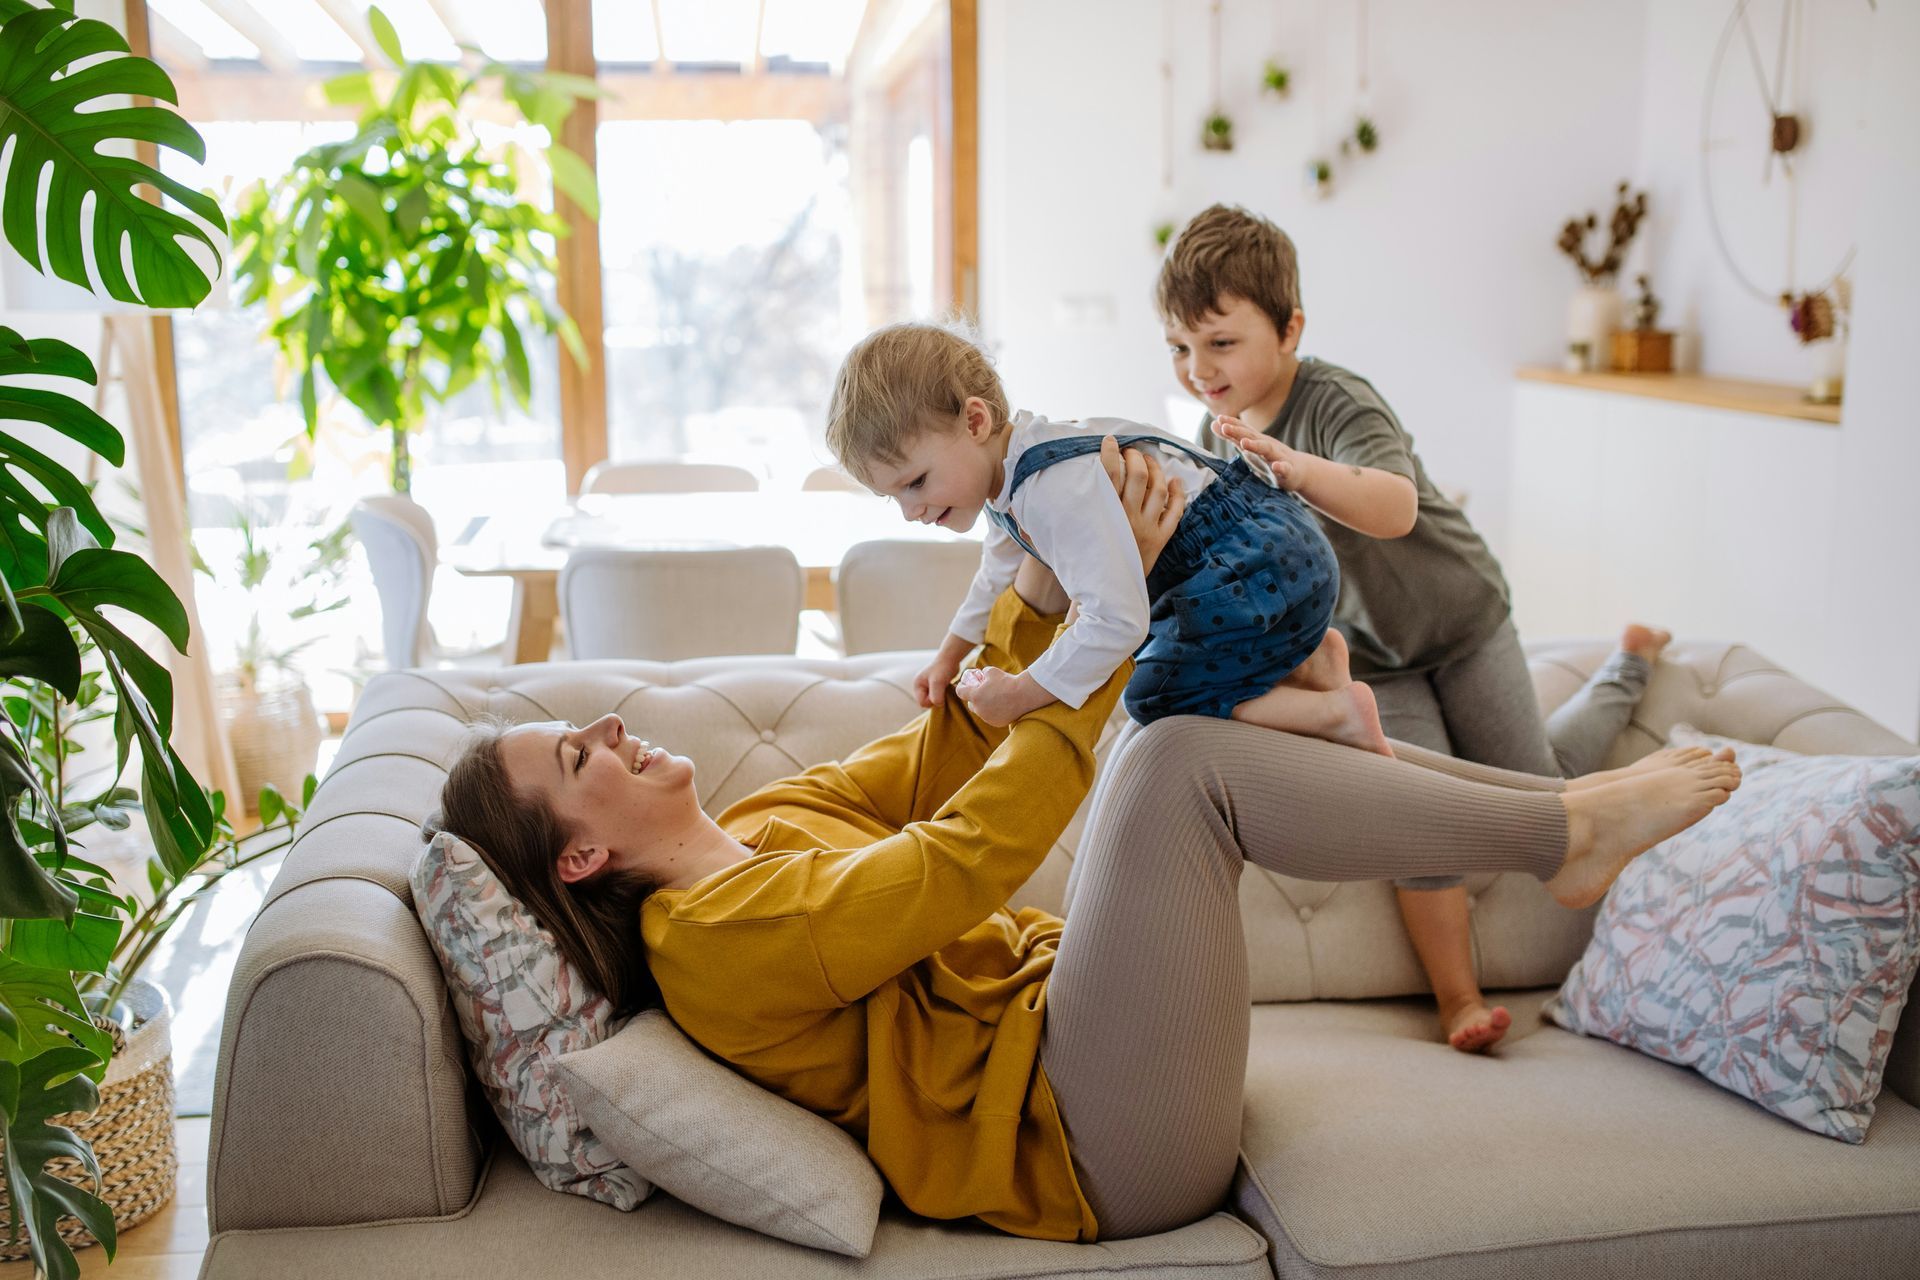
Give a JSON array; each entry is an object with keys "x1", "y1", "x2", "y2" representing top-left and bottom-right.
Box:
[
  {"x1": 1233, "y1": 991, "x2": 1920, "y2": 1279},
  {"x1": 557, "y1": 1011, "x2": 883, "y2": 1257}
]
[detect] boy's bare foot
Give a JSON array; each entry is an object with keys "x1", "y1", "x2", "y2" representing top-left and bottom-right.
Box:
[
  {"x1": 1550, "y1": 754, "x2": 1741, "y2": 908},
  {"x1": 1563, "y1": 745, "x2": 1734, "y2": 792},
  {"x1": 1620, "y1": 623, "x2": 1672, "y2": 662},
  {"x1": 1283, "y1": 628, "x2": 1351, "y2": 693},
  {"x1": 1440, "y1": 998, "x2": 1512, "y2": 1053}
]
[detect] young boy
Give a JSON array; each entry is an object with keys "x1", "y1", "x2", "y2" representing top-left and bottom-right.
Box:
[
  {"x1": 824, "y1": 321, "x2": 1393, "y2": 755},
  {"x1": 1157, "y1": 204, "x2": 1670, "y2": 1053}
]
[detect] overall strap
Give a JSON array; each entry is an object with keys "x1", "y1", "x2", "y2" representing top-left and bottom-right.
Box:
[
  {"x1": 1004, "y1": 431, "x2": 1225, "y2": 502},
  {"x1": 985, "y1": 506, "x2": 1042, "y2": 561}
]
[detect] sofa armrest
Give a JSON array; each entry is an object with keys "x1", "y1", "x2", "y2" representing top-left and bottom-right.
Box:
[{"x1": 208, "y1": 877, "x2": 481, "y2": 1232}]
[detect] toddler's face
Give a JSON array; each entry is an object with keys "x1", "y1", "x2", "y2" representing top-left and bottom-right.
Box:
[
  {"x1": 1164, "y1": 294, "x2": 1291, "y2": 420},
  {"x1": 863, "y1": 410, "x2": 1001, "y2": 532}
]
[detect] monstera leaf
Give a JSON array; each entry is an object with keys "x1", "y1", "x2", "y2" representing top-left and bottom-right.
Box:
[
  {"x1": 0, "y1": 4, "x2": 226, "y2": 308},
  {"x1": 0, "y1": 1047, "x2": 117, "y2": 1280}
]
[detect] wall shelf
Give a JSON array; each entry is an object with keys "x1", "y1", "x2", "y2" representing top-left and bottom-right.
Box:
[{"x1": 1516, "y1": 367, "x2": 1841, "y2": 426}]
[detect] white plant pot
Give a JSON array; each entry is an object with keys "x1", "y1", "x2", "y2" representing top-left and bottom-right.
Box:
[{"x1": 1566, "y1": 285, "x2": 1623, "y2": 371}]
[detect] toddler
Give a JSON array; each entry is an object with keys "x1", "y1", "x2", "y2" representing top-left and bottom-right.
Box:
[{"x1": 826, "y1": 321, "x2": 1391, "y2": 753}]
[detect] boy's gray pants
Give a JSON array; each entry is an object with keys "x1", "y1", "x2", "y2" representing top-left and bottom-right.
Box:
[{"x1": 1364, "y1": 619, "x2": 1652, "y2": 891}]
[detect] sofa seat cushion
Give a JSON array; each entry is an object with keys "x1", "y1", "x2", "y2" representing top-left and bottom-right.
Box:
[
  {"x1": 201, "y1": 1145, "x2": 1274, "y2": 1280},
  {"x1": 1234, "y1": 992, "x2": 1920, "y2": 1279}
]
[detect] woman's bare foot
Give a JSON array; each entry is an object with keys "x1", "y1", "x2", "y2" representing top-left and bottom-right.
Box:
[
  {"x1": 1283, "y1": 628, "x2": 1352, "y2": 693},
  {"x1": 1441, "y1": 998, "x2": 1512, "y2": 1053},
  {"x1": 1550, "y1": 755, "x2": 1741, "y2": 908},
  {"x1": 1563, "y1": 745, "x2": 1733, "y2": 792},
  {"x1": 1620, "y1": 623, "x2": 1672, "y2": 662}
]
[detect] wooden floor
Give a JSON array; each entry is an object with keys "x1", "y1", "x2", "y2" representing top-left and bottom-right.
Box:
[{"x1": 0, "y1": 1117, "x2": 210, "y2": 1280}]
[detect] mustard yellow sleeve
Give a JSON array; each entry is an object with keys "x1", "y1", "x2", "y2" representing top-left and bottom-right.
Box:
[
  {"x1": 717, "y1": 586, "x2": 1069, "y2": 838},
  {"x1": 690, "y1": 656, "x2": 1128, "y2": 1005}
]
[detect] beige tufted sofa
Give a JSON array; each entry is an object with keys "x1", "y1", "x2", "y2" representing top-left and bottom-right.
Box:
[{"x1": 200, "y1": 641, "x2": 1920, "y2": 1279}]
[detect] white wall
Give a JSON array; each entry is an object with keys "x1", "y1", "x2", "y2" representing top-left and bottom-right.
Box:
[
  {"x1": 1632, "y1": 1, "x2": 1881, "y2": 384},
  {"x1": 978, "y1": 0, "x2": 1651, "y2": 554},
  {"x1": 1820, "y1": 0, "x2": 1920, "y2": 737}
]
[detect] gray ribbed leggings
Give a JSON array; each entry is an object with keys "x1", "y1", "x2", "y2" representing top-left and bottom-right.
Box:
[{"x1": 1039, "y1": 716, "x2": 1568, "y2": 1239}]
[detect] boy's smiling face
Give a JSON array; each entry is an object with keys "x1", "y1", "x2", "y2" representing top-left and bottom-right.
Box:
[{"x1": 1164, "y1": 293, "x2": 1304, "y2": 427}]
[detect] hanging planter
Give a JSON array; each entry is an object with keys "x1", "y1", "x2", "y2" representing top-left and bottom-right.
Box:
[
  {"x1": 1354, "y1": 116, "x2": 1379, "y2": 152},
  {"x1": 1304, "y1": 157, "x2": 1335, "y2": 199},
  {"x1": 1261, "y1": 60, "x2": 1291, "y2": 99},
  {"x1": 1201, "y1": 111, "x2": 1235, "y2": 152},
  {"x1": 1153, "y1": 221, "x2": 1176, "y2": 250}
]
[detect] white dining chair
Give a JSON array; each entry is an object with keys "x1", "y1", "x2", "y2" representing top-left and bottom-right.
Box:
[
  {"x1": 350, "y1": 495, "x2": 439, "y2": 669},
  {"x1": 559, "y1": 546, "x2": 805, "y2": 660},
  {"x1": 801, "y1": 465, "x2": 866, "y2": 494},
  {"x1": 579, "y1": 460, "x2": 760, "y2": 495},
  {"x1": 833, "y1": 539, "x2": 985, "y2": 656},
  {"x1": 351, "y1": 495, "x2": 507, "y2": 669}
]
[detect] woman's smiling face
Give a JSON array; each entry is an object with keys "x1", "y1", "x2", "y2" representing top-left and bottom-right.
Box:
[{"x1": 497, "y1": 713, "x2": 700, "y2": 883}]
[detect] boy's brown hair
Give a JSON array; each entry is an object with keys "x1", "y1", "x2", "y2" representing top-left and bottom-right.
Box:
[
  {"x1": 1155, "y1": 204, "x2": 1301, "y2": 337},
  {"x1": 826, "y1": 321, "x2": 1010, "y2": 482}
]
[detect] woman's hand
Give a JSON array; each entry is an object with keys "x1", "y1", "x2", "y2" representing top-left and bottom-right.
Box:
[{"x1": 1098, "y1": 436, "x2": 1187, "y2": 574}]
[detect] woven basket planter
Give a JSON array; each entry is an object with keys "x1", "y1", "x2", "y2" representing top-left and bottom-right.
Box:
[
  {"x1": 0, "y1": 980, "x2": 178, "y2": 1259},
  {"x1": 220, "y1": 670, "x2": 324, "y2": 815}
]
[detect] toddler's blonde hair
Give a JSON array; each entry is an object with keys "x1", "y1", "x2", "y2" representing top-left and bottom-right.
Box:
[{"x1": 826, "y1": 321, "x2": 1010, "y2": 483}]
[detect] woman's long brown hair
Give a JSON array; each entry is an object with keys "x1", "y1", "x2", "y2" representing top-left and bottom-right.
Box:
[{"x1": 432, "y1": 722, "x2": 659, "y2": 1012}]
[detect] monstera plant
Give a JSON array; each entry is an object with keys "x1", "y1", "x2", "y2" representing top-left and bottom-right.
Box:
[
  {"x1": 229, "y1": 5, "x2": 598, "y2": 493},
  {"x1": 0, "y1": 1, "x2": 225, "y2": 1275}
]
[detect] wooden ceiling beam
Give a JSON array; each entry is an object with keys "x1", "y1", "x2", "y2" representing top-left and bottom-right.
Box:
[
  {"x1": 310, "y1": 0, "x2": 390, "y2": 67},
  {"x1": 169, "y1": 66, "x2": 845, "y2": 124},
  {"x1": 198, "y1": 0, "x2": 301, "y2": 74},
  {"x1": 749, "y1": 0, "x2": 767, "y2": 73},
  {"x1": 145, "y1": 8, "x2": 209, "y2": 74}
]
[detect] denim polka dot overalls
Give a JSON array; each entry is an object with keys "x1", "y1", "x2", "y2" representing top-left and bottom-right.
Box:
[{"x1": 988, "y1": 433, "x2": 1339, "y2": 723}]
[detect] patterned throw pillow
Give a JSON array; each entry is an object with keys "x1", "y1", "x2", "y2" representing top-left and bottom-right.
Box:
[
  {"x1": 411, "y1": 831, "x2": 651, "y2": 1208},
  {"x1": 1545, "y1": 728, "x2": 1920, "y2": 1142}
]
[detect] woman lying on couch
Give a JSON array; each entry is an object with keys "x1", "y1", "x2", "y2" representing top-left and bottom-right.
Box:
[{"x1": 434, "y1": 443, "x2": 1739, "y2": 1243}]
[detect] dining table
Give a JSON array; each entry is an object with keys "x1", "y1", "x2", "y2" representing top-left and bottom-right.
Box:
[{"x1": 444, "y1": 490, "x2": 983, "y2": 663}]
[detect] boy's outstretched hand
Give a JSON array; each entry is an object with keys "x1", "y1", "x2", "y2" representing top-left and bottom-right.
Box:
[{"x1": 1214, "y1": 416, "x2": 1307, "y2": 492}]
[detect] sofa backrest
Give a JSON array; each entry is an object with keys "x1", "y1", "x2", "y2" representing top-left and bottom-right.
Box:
[{"x1": 208, "y1": 641, "x2": 1918, "y2": 1234}]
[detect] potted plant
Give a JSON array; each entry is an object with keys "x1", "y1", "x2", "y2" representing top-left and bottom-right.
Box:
[
  {"x1": 1261, "y1": 60, "x2": 1291, "y2": 99},
  {"x1": 0, "y1": 625, "x2": 310, "y2": 1268},
  {"x1": 1304, "y1": 157, "x2": 1336, "y2": 200},
  {"x1": 1201, "y1": 110, "x2": 1236, "y2": 152},
  {"x1": 1556, "y1": 181, "x2": 1649, "y2": 368},
  {"x1": 196, "y1": 506, "x2": 351, "y2": 814},
  {"x1": 227, "y1": 6, "x2": 601, "y2": 495},
  {"x1": 0, "y1": 5, "x2": 229, "y2": 1274}
]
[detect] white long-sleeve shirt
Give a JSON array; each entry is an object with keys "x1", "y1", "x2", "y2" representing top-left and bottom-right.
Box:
[{"x1": 946, "y1": 412, "x2": 1219, "y2": 708}]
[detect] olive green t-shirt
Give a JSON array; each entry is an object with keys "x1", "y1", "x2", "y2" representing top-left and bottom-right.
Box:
[{"x1": 1200, "y1": 357, "x2": 1510, "y2": 678}]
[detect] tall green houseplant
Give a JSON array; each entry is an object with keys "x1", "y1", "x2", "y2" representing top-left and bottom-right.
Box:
[
  {"x1": 229, "y1": 6, "x2": 600, "y2": 494},
  {"x1": 0, "y1": 1, "x2": 225, "y2": 1275}
]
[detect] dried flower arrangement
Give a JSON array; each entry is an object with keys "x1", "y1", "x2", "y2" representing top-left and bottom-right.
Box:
[
  {"x1": 1786, "y1": 277, "x2": 1850, "y2": 345},
  {"x1": 1557, "y1": 182, "x2": 1648, "y2": 285}
]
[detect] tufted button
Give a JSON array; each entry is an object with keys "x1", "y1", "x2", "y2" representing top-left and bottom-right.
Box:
[
  {"x1": 759, "y1": 729, "x2": 778, "y2": 743},
  {"x1": 1296, "y1": 905, "x2": 1314, "y2": 923},
  {"x1": 1466, "y1": 895, "x2": 1477, "y2": 910}
]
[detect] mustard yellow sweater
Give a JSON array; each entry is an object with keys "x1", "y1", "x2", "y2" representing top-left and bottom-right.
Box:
[{"x1": 639, "y1": 588, "x2": 1127, "y2": 1241}]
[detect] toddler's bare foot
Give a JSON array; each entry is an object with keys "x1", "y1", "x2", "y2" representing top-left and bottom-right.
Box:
[
  {"x1": 1283, "y1": 628, "x2": 1352, "y2": 693},
  {"x1": 1550, "y1": 754, "x2": 1741, "y2": 908},
  {"x1": 1563, "y1": 745, "x2": 1733, "y2": 792},
  {"x1": 1620, "y1": 623, "x2": 1672, "y2": 662},
  {"x1": 1335, "y1": 681, "x2": 1394, "y2": 758},
  {"x1": 1441, "y1": 999, "x2": 1512, "y2": 1054}
]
